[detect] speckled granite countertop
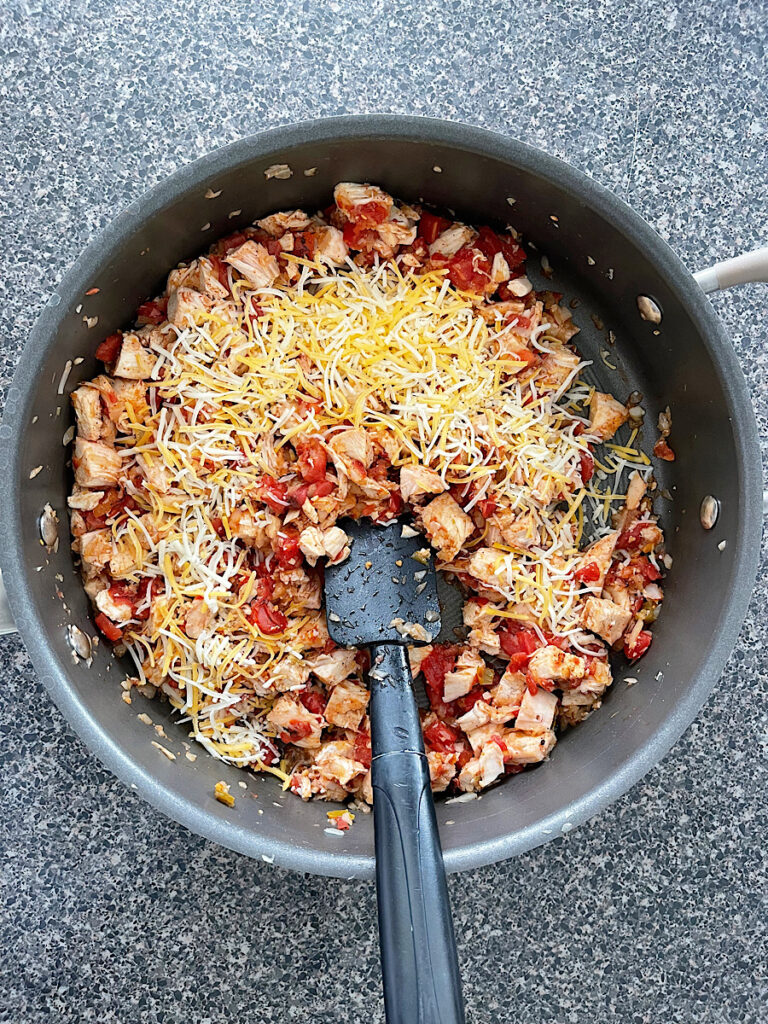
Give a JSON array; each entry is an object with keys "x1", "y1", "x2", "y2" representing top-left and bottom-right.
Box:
[{"x1": 1, "y1": 1, "x2": 766, "y2": 1021}]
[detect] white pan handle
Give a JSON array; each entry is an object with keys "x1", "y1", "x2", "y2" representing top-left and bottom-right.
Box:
[
  {"x1": 0, "y1": 571, "x2": 17, "y2": 636},
  {"x1": 694, "y1": 247, "x2": 768, "y2": 293}
]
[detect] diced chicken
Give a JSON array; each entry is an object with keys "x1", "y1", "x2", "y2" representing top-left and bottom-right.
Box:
[
  {"x1": 504, "y1": 275, "x2": 533, "y2": 298},
  {"x1": 166, "y1": 287, "x2": 212, "y2": 327},
  {"x1": 625, "y1": 471, "x2": 647, "y2": 511},
  {"x1": 225, "y1": 241, "x2": 280, "y2": 290},
  {"x1": 334, "y1": 182, "x2": 393, "y2": 223},
  {"x1": 589, "y1": 391, "x2": 629, "y2": 441},
  {"x1": 376, "y1": 208, "x2": 417, "y2": 248},
  {"x1": 477, "y1": 742, "x2": 506, "y2": 787},
  {"x1": 257, "y1": 209, "x2": 311, "y2": 236},
  {"x1": 456, "y1": 700, "x2": 494, "y2": 734},
  {"x1": 574, "y1": 530, "x2": 619, "y2": 595},
  {"x1": 443, "y1": 649, "x2": 485, "y2": 702},
  {"x1": 537, "y1": 346, "x2": 581, "y2": 389},
  {"x1": 329, "y1": 428, "x2": 373, "y2": 469},
  {"x1": 109, "y1": 546, "x2": 140, "y2": 576},
  {"x1": 71, "y1": 386, "x2": 103, "y2": 441},
  {"x1": 95, "y1": 587, "x2": 133, "y2": 624},
  {"x1": 227, "y1": 508, "x2": 268, "y2": 548},
  {"x1": 420, "y1": 493, "x2": 474, "y2": 561},
  {"x1": 185, "y1": 600, "x2": 213, "y2": 639},
  {"x1": 107, "y1": 378, "x2": 149, "y2": 431},
  {"x1": 307, "y1": 648, "x2": 359, "y2": 686},
  {"x1": 196, "y1": 257, "x2": 230, "y2": 300},
  {"x1": 580, "y1": 596, "x2": 632, "y2": 645},
  {"x1": 138, "y1": 454, "x2": 172, "y2": 494},
  {"x1": 114, "y1": 335, "x2": 157, "y2": 380},
  {"x1": 266, "y1": 695, "x2": 324, "y2": 750},
  {"x1": 490, "y1": 252, "x2": 511, "y2": 286},
  {"x1": 527, "y1": 645, "x2": 587, "y2": 686},
  {"x1": 467, "y1": 619, "x2": 502, "y2": 658},
  {"x1": 408, "y1": 644, "x2": 433, "y2": 678},
  {"x1": 488, "y1": 509, "x2": 539, "y2": 549},
  {"x1": 74, "y1": 438, "x2": 122, "y2": 488},
  {"x1": 429, "y1": 224, "x2": 475, "y2": 258},
  {"x1": 467, "y1": 547, "x2": 503, "y2": 588},
  {"x1": 505, "y1": 729, "x2": 556, "y2": 764},
  {"x1": 79, "y1": 529, "x2": 112, "y2": 570},
  {"x1": 324, "y1": 680, "x2": 370, "y2": 731},
  {"x1": 515, "y1": 688, "x2": 558, "y2": 733},
  {"x1": 427, "y1": 750, "x2": 458, "y2": 793},
  {"x1": 67, "y1": 486, "x2": 104, "y2": 511},
  {"x1": 491, "y1": 668, "x2": 527, "y2": 719},
  {"x1": 298, "y1": 525, "x2": 350, "y2": 566},
  {"x1": 399, "y1": 464, "x2": 447, "y2": 503},
  {"x1": 314, "y1": 739, "x2": 367, "y2": 787},
  {"x1": 272, "y1": 565, "x2": 321, "y2": 611},
  {"x1": 314, "y1": 225, "x2": 348, "y2": 265}
]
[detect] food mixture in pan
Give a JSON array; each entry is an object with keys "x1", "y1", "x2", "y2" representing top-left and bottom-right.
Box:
[{"x1": 68, "y1": 182, "x2": 669, "y2": 803}]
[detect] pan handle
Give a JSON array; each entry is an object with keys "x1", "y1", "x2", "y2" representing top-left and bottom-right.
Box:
[
  {"x1": 0, "y1": 571, "x2": 17, "y2": 636},
  {"x1": 694, "y1": 246, "x2": 768, "y2": 293}
]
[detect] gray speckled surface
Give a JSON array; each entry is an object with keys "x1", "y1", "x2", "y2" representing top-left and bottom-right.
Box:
[{"x1": 1, "y1": 1, "x2": 767, "y2": 1021}]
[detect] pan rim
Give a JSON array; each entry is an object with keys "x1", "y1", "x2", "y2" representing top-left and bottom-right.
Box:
[{"x1": 1, "y1": 114, "x2": 761, "y2": 878}]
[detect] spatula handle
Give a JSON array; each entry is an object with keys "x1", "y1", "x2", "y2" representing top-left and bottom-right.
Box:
[{"x1": 369, "y1": 643, "x2": 465, "y2": 1024}]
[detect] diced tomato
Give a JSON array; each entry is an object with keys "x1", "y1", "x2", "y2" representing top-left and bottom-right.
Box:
[
  {"x1": 653, "y1": 439, "x2": 675, "y2": 461},
  {"x1": 255, "y1": 573, "x2": 274, "y2": 601},
  {"x1": 95, "y1": 333, "x2": 122, "y2": 363},
  {"x1": 136, "y1": 298, "x2": 167, "y2": 325},
  {"x1": 631, "y1": 596, "x2": 645, "y2": 613},
  {"x1": 616, "y1": 523, "x2": 654, "y2": 552},
  {"x1": 505, "y1": 652, "x2": 529, "y2": 672},
  {"x1": 353, "y1": 729, "x2": 372, "y2": 768},
  {"x1": 418, "y1": 211, "x2": 452, "y2": 245},
  {"x1": 638, "y1": 557, "x2": 662, "y2": 582},
  {"x1": 247, "y1": 600, "x2": 288, "y2": 635},
  {"x1": 574, "y1": 561, "x2": 600, "y2": 584},
  {"x1": 258, "y1": 475, "x2": 289, "y2": 514},
  {"x1": 525, "y1": 673, "x2": 539, "y2": 696},
  {"x1": 299, "y1": 689, "x2": 327, "y2": 716},
  {"x1": 309, "y1": 478, "x2": 335, "y2": 499},
  {"x1": 210, "y1": 516, "x2": 226, "y2": 538},
  {"x1": 624, "y1": 629, "x2": 652, "y2": 661},
  {"x1": 84, "y1": 511, "x2": 107, "y2": 531},
  {"x1": 107, "y1": 582, "x2": 135, "y2": 608},
  {"x1": 296, "y1": 438, "x2": 327, "y2": 483},
  {"x1": 342, "y1": 221, "x2": 378, "y2": 250},
  {"x1": 375, "y1": 489, "x2": 403, "y2": 523},
  {"x1": 336, "y1": 195, "x2": 390, "y2": 227},
  {"x1": 446, "y1": 246, "x2": 491, "y2": 293},
  {"x1": 499, "y1": 625, "x2": 541, "y2": 661},
  {"x1": 260, "y1": 746, "x2": 278, "y2": 766},
  {"x1": 208, "y1": 255, "x2": 230, "y2": 289},
  {"x1": 135, "y1": 577, "x2": 160, "y2": 620},
  {"x1": 287, "y1": 483, "x2": 310, "y2": 508},
  {"x1": 478, "y1": 497, "x2": 498, "y2": 519},
  {"x1": 218, "y1": 230, "x2": 249, "y2": 254},
  {"x1": 293, "y1": 230, "x2": 316, "y2": 259},
  {"x1": 421, "y1": 645, "x2": 459, "y2": 710},
  {"x1": 455, "y1": 687, "x2": 485, "y2": 714},
  {"x1": 579, "y1": 450, "x2": 594, "y2": 484},
  {"x1": 472, "y1": 226, "x2": 504, "y2": 261},
  {"x1": 499, "y1": 235, "x2": 526, "y2": 269},
  {"x1": 275, "y1": 530, "x2": 302, "y2": 568},
  {"x1": 423, "y1": 719, "x2": 461, "y2": 754},
  {"x1": 94, "y1": 613, "x2": 123, "y2": 642},
  {"x1": 279, "y1": 719, "x2": 313, "y2": 742}
]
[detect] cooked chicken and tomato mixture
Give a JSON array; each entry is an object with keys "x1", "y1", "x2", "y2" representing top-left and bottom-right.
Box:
[{"x1": 68, "y1": 182, "x2": 667, "y2": 803}]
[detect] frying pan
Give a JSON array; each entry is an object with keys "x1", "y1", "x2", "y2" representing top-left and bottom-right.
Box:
[{"x1": 0, "y1": 115, "x2": 764, "y2": 880}]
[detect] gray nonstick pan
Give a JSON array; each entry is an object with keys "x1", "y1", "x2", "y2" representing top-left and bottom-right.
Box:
[{"x1": 0, "y1": 115, "x2": 764, "y2": 881}]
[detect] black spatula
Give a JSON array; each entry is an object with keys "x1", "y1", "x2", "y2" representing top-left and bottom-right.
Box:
[{"x1": 324, "y1": 517, "x2": 465, "y2": 1024}]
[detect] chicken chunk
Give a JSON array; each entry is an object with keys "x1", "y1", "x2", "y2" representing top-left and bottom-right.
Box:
[
  {"x1": 95, "y1": 586, "x2": 133, "y2": 624},
  {"x1": 225, "y1": 241, "x2": 280, "y2": 289},
  {"x1": 488, "y1": 509, "x2": 539, "y2": 549},
  {"x1": 456, "y1": 700, "x2": 494, "y2": 733},
  {"x1": 314, "y1": 225, "x2": 348, "y2": 265},
  {"x1": 625, "y1": 470, "x2": 647, "y2": 511},
  {"x1": 589, "y1": 391, "x2": 629, "y2": 441},
  {"x1": 491, "y1": 668, "x2": 527, "y2": 719},
  {"x1": 505, "y1": 729, "x2": 556, "y2": 764},
  {"x1": 443, "y1": 649, "x2": 485, "y2": 702},
  {"x1": 420, "y1": 493, "x2": 474, "y2": 561},
  {"x1": 67, "y1": 486, "x2": 104, "y2": 511},
  {"x1": 298, "y1": 525, "x2": 351, "y2": 566},
  {"x1": 329, "y1": 428, "x2": 373, "y2": 470},
  {"x1": 399, "y1": 464, "x2": 447, "y2": 504},
  {"x1": 537, "y1": 346, "x2": 581, "y2": 390},
  {"x1": 266, "y1": 695, "x2": 324, "y2": 750},
  {"x1": 71, "y1": 386, "x2": 103, "y2": 441},
  {"x1": 429, "y1": 224, "x2": 475, "y2": 258},
  {"x1": 376, "y1": 208, "x2": 417, "y2": 248},
  {"x1": 256, "y1": 210, "x2": 312, "y2": 236},
  {"x1": 184, "y1": 600, "x2": 213, "y2": 639},
  {"x1": 114, "y1": 335, "x2": 157, "y2": 380},
  {"x1": 267, "y1": 656, "x2": 311, "y2": 693},
  {"x1": 314, "y1": 739, "x2": 367, "y2": 788},
  {"x1": 427, "y1": 750, "x2": 458, "y2": 793},
  {"x1": 580, "y1": 596, "x2": 632, "y2": 645},
  {"x1": 408, "y1": 644, "x2": 433, "y2": 678},
  {"x1": 74, "y1": 438, "x2": 122, "y2": 488},
  {"x1": 573, "y1": 530, "x2": 619, "y2": 595},
  {"x1": 324, "y1": 679, "x2": 370, "y2": 731},
  {"x1": 514, "y1": 688, "x2": 558, "y2": 733},
  {"x1": 527, "y1": 645, "x2": 587, "y2": 687},
  {"x1": 166, "y1": 287, "x2": 212, "y2": 327},
  {"x1": 79, "y1": 529, "x2": 112, "y2": 570},
  {"x1": 466, "y1": 547, "x2": 504, "y2": 588},
  {"x1": 307, "y1": 648, "x2": 359, "y2": 686},
  {"x1": 334, "y1": 182, "x2": 393, "y2": 224}
]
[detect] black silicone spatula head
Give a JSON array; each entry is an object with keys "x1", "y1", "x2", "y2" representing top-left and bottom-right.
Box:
[{"x1": 323, "y1": 517, "x2": 441, "y2": 646}]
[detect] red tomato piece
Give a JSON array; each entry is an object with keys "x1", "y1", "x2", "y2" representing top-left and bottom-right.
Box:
[
  {"x1": 499, "y1": 625, "x2": 541, "y2": 660},
  {"x1": 579, "y1": 450, "x2": 594, "y2": 484},
  {"x1": 94, "y1": 613, "x2": 123, "y2": 642},
  {"x1": 248, "y1": 600, "x2": 288, "y2": 635},
  {"x1": 208, "y1": 255, "x2": 230, "y2": 289},
  {"x1": 107, "y1": 583, "x2": 135, "y2": 608},
  {"x1": 342, "y1": 221, "x2": 378, "y2": 250},
  {"x1": 279, "y1": 719, "x2": 313, "y2": 742},
  {"x1": 309, "y1": 478, "x2": 335, "y2": 499},
  {"x1": 418, "y1": 211, "x2": 452, "y2": 245},
  {"x1": 421, "y1": 645, "x2": 459, "y2": 707},
  {"x1": 84, "y1": 511, "x2": 107, "y2": 531},
  {"x1": 258, "y1": 475, "x2": 289, "y2": 514},
  {"x1": 472, "y1": 226, "x2": 504, "y2": 260},
  {"x1": 423, "y1": 719, "x2": 461, "y2": 754},
  {"x1": 299, "y1": 689, "x2": 327, "y2": 716},
  {"x1": 638, "y1": 557, "x2": 662, "y2": 582},
  {"x1": 287, "y1": 483, "x2": 310, "y2": 508},
  {"x1": 455, "y1": 687, "x2": 485, "y2": 714},
  {"x1": 95, "y1": 333, "x2": 122, "y2": 363},
  {"x1": 624, "y1": 630, "x2": 652, "y2": 660},
  {"x1": 653, "y1": 439, "x2": 676, "y2": 461},
  {"x1": 446, "y1": 247, "x2": 491, "y2": 293},
  {"x1": 353, "y1": 730, "x2": 372, "y2": 768},
  {"x1": 293, "y1": 230, "x2": 316, "y2": 259},
  {"x1": 296, "y1": 438, "x2": 327, "y2": 483},
  {"x1": 218, "y1": 230, "x2": 249, "y2": 254},
  {"x1": 478, "y1": 497, "x2": 498, "y2": 519},
  {"x1": 375, "y1": 489, "x2": 403, "y2": 523},
  {"x1": 275, "y1": 530, "x2": 302, "y2": 568},
  {"x1": 574, "y1": 561, "x2": 600, "y2": 584},
  {"x1": 136, "y1": 298, "x2": 167, "y2": 325},
  {"x1": 505, "y1": 652, "x2": 529, "y2": 672}
]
